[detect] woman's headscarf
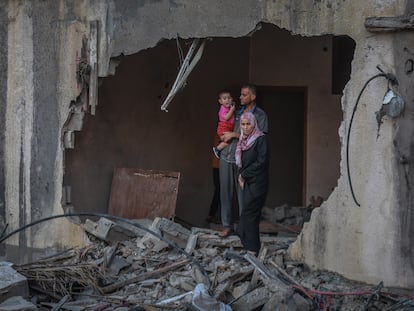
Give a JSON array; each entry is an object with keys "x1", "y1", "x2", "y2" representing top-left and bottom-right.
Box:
[{"x1": 235, "y1": 112, "x2": 264, "y2": 167}]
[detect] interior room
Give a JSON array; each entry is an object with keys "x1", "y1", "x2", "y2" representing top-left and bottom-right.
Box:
[{"x1": 64, "y1": 23, "x2": 354, "y2": 227}]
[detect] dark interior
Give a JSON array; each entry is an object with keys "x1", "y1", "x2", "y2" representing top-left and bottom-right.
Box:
[{"x1": 64, "y1": 24, "x2": 354, "y2": 226}]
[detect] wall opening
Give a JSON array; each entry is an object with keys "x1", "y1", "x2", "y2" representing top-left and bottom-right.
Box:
[{"x1": 64, "y1": 23, "x2": 354, "y2": 227}]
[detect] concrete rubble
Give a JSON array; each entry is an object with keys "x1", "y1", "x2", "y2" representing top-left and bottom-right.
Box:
[
  {"x1": 261, "y1": 204, "x2": 313, "y2": 227},
  {"x1": 0, "y1": 217, "x2": 413, "y2": 310},
  {"x1": 0, "y1": 262, "x2": 29, "y2": 302}
]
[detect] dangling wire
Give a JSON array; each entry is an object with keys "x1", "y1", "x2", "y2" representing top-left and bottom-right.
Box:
[{"x1": 346, "y1": 66, "x2": 398, "y2": 207}]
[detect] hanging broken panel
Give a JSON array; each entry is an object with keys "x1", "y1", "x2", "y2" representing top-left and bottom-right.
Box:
[{"x1": 108, "y1": 168, "x2": 180, "y2": 219}]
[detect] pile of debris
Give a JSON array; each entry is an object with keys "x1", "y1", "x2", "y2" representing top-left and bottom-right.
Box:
[
  {"x1": 261, "y1": 204, "x2": 313, "y2": 227},
  {"x1": 1, "y1": 216, "x2": 414, "y2": 310}
]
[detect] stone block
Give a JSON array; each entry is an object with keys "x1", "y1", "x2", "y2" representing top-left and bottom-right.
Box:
[
  {"x1": 232, "y1": 282, "x2": 250, "y2": 299},
  {"x1": 286, "y1": 206, "x2": 304, "y2": 219},
  {"x1": 232, "y1": 286, "x2": 272, "y2": 311},
  {"x1": 0, "y1": 296, "x2": 36, "y2": 311},
  {"x1": 0, "y1": 263, "x2": 29, "y2": 303},
  {"x1": 83, "y1": 218, "x2": 137, "y2": 243},
  {"x1": 291, "y1": 293, "x2": 313, "y2": 310},
  {"x1": 273, "y1": 204, "x2": 289, "y2": 222}
]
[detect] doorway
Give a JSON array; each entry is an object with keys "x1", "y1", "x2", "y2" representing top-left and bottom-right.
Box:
[{"x1": 259, "y1": 88, "x2": 305, "y2": 207}]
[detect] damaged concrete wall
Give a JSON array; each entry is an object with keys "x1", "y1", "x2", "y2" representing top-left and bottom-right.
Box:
[
  {"x1": 1, "y1": 0, "x2": 414, "y2": 288},
  {"x1": 0, "y1": 3, "x2": 7, "y2": 248},
  {"x1": 2, "y1": 0, "x2": 88, "y2": 251},
  {"x1": 285, "y1": 0, "x2": 414, "y2": 288},
  {"x1": 0, "y1": 0, "x2": 267, "y2": 252}
]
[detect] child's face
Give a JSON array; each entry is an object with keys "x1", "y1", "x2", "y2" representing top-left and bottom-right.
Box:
[{"x1": 218, "y1": 93, "x2": 233, "y2": 107}]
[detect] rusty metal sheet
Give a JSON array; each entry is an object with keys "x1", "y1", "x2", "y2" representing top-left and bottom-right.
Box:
[{"x1": 108, "y1": 168, "x2": 180, "y2": 219}]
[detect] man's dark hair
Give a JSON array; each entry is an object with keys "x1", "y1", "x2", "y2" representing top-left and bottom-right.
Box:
[
  {"x1": 241, "y1": 83, "x2": 257, "y2": 95},
  {"x1": 218, "y1": 89, "x2": 231, "y2": 98}
]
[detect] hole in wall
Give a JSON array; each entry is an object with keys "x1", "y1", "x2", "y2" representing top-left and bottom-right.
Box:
[{"x1": 63, "y1": 23, "x2": 355, "y2": 227}]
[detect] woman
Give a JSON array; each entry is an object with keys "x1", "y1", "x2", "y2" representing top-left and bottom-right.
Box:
[{"x1": 235, "y1": 112, "x2": 269, "y2": 255}]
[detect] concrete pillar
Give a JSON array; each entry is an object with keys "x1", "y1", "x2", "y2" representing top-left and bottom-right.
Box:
[{"x1": 5, "y1": 1, "x2": 34, "y2": 247}]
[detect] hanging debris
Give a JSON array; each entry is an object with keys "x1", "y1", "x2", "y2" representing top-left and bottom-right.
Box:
[{"x1": 161, "y1": 38, "x2": 207, "y2": 112}]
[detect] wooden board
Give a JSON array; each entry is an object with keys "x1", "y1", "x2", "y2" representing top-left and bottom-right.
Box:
[{"x1": 108, "y1": 168, "x2": 180, "y2": 219}]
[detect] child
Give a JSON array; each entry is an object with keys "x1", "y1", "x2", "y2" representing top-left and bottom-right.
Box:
[{"x1": 213, "y1": 90, "x2": 236, "y2": 158}]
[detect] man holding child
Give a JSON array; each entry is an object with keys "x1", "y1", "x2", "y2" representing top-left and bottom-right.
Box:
[{"x1": 217, "y1": 84, "x2": 268, "y2": 249}]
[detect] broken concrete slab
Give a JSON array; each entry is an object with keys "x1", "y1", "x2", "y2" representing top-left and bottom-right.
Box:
[
  {"x1": 83, "y1": 218, "x2": 138, "y2": 243},
  {"x1": 261, "y1": 204, "x2": 313, "y2": 228},
  {"x1": 83, "y1": 218, "x2": 114, "y2": 241},
  {"x1": 0, "y1": 263, "x2": 29, "y2": 302},
  {"x1": 261, "y1": 291, "x2": 313, "y2": 311},
  {"x1": 155, "y1": 217, "x2": 191, "y2": 248},
  {"x1": 232, "y1": 286, "x2": 272, "y2": 311},
  {"x1": 185, "y1": 233, "x2": 199, "y2": 254},
  {"x1": 106, "y1": 256, "x2": 130, "y2": 276},
  {"x1": 136, "y1": 217, "x2": 191, "y2": 251},
  {"x1": 291, "y1": 293, "x2": 313, "y2": 310},
  {"x1": 136, "y1": 220, "x2": 168, "y2": 252},
  {"x1": 0, "y1": 296, "x2": 36, "y2": 311},
  {"x1": 231, "y1": 282, "x2": 250, "y2": 299}
]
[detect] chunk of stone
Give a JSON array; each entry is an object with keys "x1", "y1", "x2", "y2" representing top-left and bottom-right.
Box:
[
  {"x1": 0, "y1": 296, "x2": 36, "y2": 311},
  {"x1": 262, "y1": 204, "x2": 288, "y2": 222},
  {"x1": 83, "y1": 218, "x2": 139, "y2": 243},
  {"x1": 185, "y1": 233, "x2": 199, "y2": 254},
  {"x1": 136, "y1": 224, "x2": 168, "y2": 252},
  {"x1": 197, "y1": 247, "x2": 218, "y2": 257},
  {"x1": 191, "y1": 266, "x2": 208, "y2": 285},
  {"x1": 137, "y1": 217, "x2": 191, "y2": 251},
  {"x1": 291, "y1": 293, "x2": 313, "y2": 310},
  {"x1": 0, "y1": 263, "x2": 29, "y2": 302},
  {"x1": 261, "y1": 285, "x2": 295, "y2": 311},
  {"x1": 155, "y1": 217, "x2": 191, "y2": 248},
  {"x1": 180, "y1": 280, "x2": 195, "y2": 292},
  {"x1": 232, "y1": 286, "x2": 272, "y2": 311},
  {"x1": 232, "y1": 282, "x2": 250, "y2": 299},
  {"x1": 83, "y1": 218, "x2": 114, "y2": 241},
  {"x1": 275, "y1": 204, "x2": 289, "y2": 221},
  {"x1": 262, "y1": 291, "x2": 312, "y2": 311},
  {"x1": 107, "y1": 256, "x2": 130, "y2": 276},
  {"x1": 286, "y1": 206, "x2": 304, "y2": 219},
  {"x1": 273, "y1": 254, "x2": 284, "y2": 268},
  {"x1": 262, "y1": 278, "x2": 293, "y2": 295},
  {"x1": 201, "y1": 236, "x2": 243, "y2": 248}
]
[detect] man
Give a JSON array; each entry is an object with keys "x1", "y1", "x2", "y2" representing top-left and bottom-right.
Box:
[{"x1": 218, "y1": 84, "x2": 268, "y2": 237}]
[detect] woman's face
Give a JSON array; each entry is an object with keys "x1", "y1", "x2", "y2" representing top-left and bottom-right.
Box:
[{"x1": 240, "y1": 118, "x2": 254, "y2": 136}]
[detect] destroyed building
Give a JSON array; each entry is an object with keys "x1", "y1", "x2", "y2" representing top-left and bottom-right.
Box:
[{"x1": 0, "y1": 0, "x2": 414, "y2": 305}]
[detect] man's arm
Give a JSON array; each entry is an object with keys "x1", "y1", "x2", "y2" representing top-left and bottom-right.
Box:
[
  {"x1": 221, "y1": 131, "x2": 240, "y2": 143},
  {"x1": 256, "y1": 109, "x2": 268, "y2": 133}
]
